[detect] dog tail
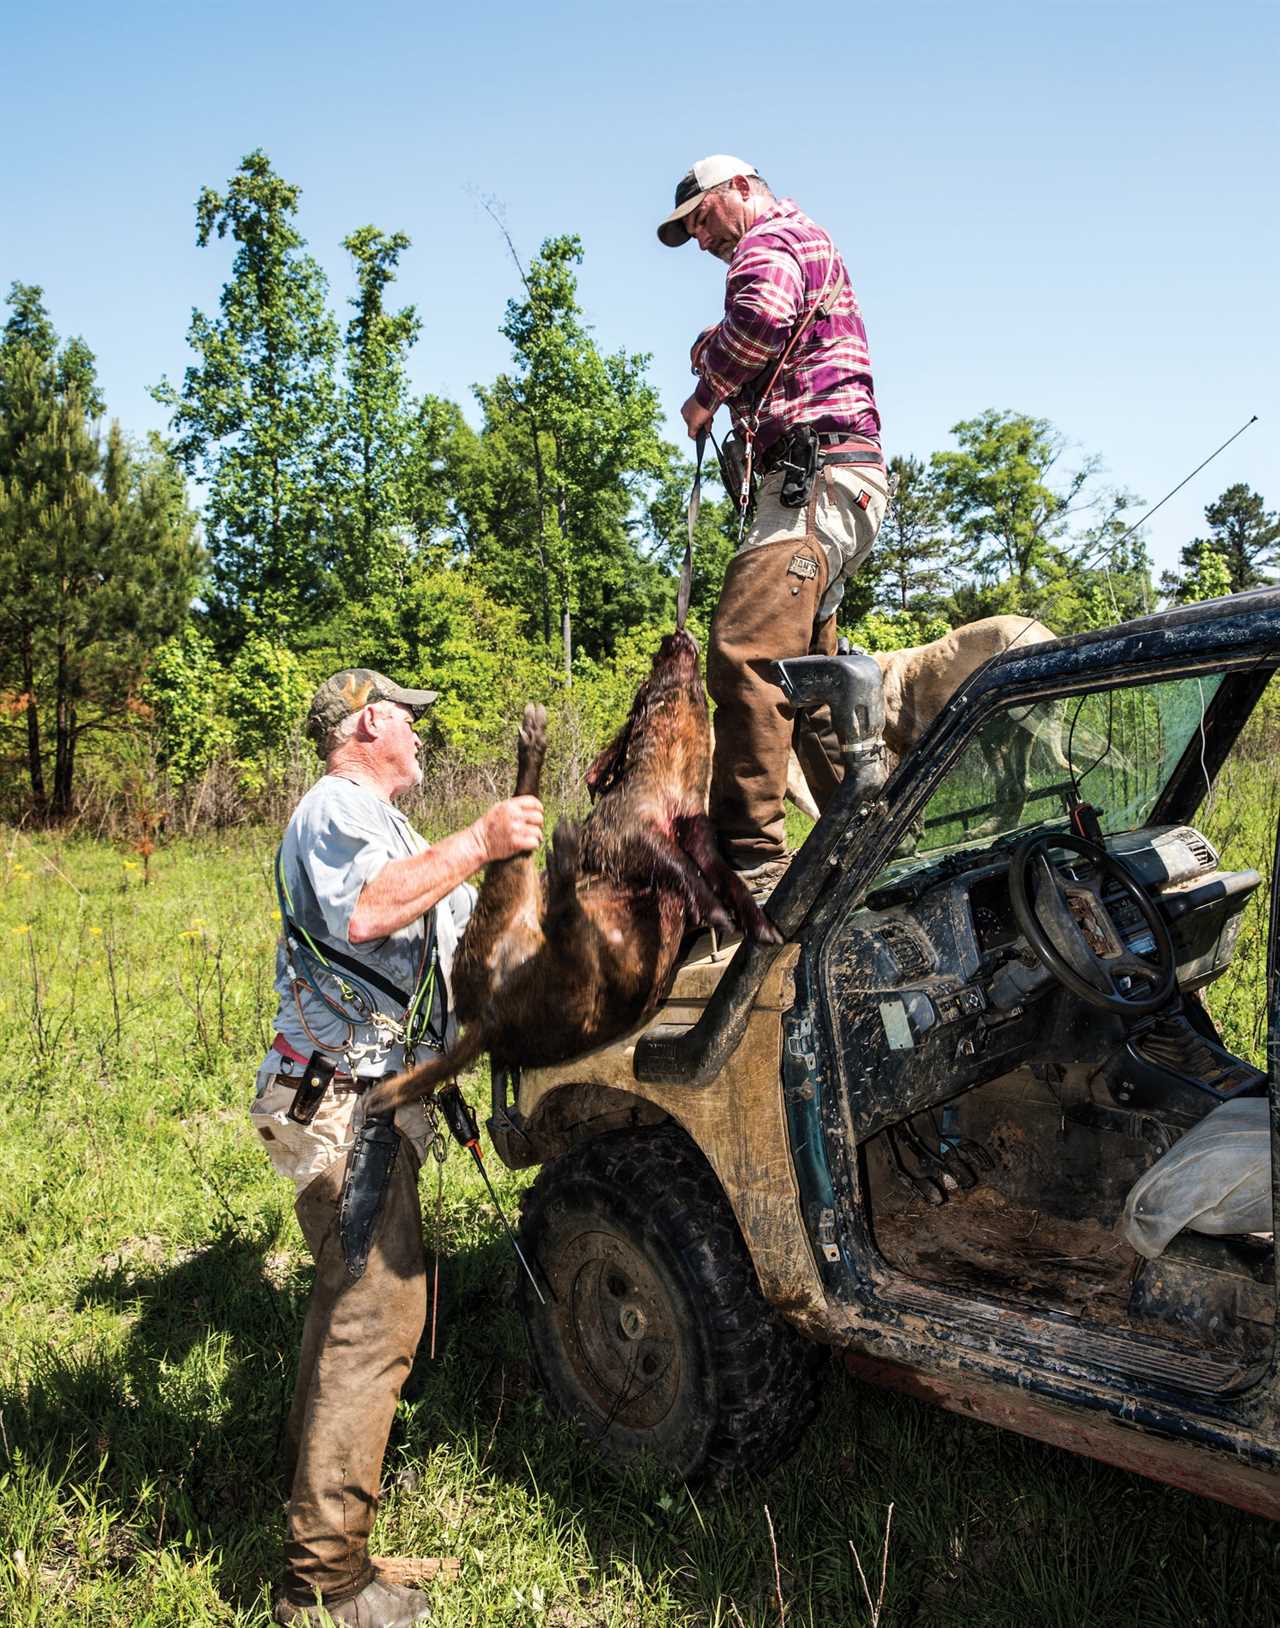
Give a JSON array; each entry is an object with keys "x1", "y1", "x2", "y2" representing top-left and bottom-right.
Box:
[{"x1": 364, "y1": 1026, "x2": 488, "y2": 1117}]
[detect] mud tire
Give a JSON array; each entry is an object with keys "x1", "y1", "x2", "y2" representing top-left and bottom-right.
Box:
[{"x1": 517, "y1": 1123, "x2": 827, "y2": 1484}]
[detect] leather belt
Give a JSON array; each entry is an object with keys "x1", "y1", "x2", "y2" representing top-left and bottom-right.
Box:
[
  {"x1": 760, "y1": 431, "x2": 884, "y2": 476},
  {"x1": 271, "y1": 1032, "x2": 374, "y2": 1092}
]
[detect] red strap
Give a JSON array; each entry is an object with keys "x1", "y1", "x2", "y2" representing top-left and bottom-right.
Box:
[{"x1": 272, "y1": 1031, "x2": 311, "y2": 1067}]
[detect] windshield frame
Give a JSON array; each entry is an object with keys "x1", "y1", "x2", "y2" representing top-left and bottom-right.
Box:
[
  {"x1": 836, "y1": 651, "x2": 1277, "y2": 916},
  {"x1": 873, "y1": 669, "x2": 1228, "y2": 888}
]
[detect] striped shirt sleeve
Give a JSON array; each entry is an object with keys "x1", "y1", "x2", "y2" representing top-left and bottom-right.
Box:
[{"x1": 693, "y1": 235, "x2": 806, "y2": 409}]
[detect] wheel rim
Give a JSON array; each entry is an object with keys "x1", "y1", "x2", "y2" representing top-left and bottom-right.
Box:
[{"x1": 547, "y1": 1225, "x2": 682, "y2": 1430}]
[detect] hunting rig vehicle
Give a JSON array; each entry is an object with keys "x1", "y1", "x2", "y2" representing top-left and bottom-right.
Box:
[{"x1": 488, "y1": 590, "x2": 1280, "y2": 1520}]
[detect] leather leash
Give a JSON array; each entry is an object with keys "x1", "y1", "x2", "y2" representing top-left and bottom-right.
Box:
[{"x1": 676, "y1": 427, "x2": 706, "y2": 631}]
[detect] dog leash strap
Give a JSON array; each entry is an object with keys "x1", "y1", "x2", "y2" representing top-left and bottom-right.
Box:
[{"x1": 677, "y1": 429, "x2": 705, "y2": 632}]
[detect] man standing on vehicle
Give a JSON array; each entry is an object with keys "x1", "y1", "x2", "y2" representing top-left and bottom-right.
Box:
[
  {"x1": 658, "y1": 156, "x2": 886, "y2": 894},
  {"x1": 252, "y1": 668, "x2": 543, "y2": 1628}
]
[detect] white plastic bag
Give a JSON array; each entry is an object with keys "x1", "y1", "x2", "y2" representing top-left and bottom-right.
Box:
[{"x1": 1120, "y1": 1097, "x2": 1273, "y2": 1259}]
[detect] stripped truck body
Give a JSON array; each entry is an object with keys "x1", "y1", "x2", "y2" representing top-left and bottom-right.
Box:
[{"x1": 494, "y1": 590, "x2": 1280, "y2": 1517}]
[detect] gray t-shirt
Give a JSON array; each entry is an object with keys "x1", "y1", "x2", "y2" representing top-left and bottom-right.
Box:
[{"x1": 265, "y1": 774, "x2": 475, "y2": 1078}]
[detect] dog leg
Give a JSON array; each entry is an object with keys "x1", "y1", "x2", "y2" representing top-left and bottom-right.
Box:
[
  {"x1": 677, "y1": 812, "x2": 783, "y2": 944},
  {"x1": 974, "y1": 715, "x2": 1033, "y2": 834}
]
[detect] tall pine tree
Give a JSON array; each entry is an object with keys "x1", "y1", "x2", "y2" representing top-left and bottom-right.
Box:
[
  {"x1": 156, "y1": 150, "x2": 339, "y2": 646},
  {"x1": 1165, "y1": 483, "x2": 1279, "y2": 597},
  {"x1": 0, "y1": 288, "x2": 200, "y2": 814},
  {"x1": 336, "y1": 226, "x2": 420, "y2": 598}
]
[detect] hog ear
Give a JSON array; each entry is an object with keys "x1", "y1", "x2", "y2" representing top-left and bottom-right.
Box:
[{"x1": 585, "y1": 722, "x2": 631, "y2": 800}]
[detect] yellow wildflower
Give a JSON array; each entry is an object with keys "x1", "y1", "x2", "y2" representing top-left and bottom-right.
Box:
[{"x1": 12, "y1": 924, "x2": 31, "y2": 935}]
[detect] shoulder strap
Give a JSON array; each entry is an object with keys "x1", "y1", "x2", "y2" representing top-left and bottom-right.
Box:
[
  {"x1": 297, "y1": 930, "x2": 414, "y2": 1009},
  {"x1": 275, "y1": 842, "x2": 415, "y2": 1009},
  {"x1": 747, "y1": 245, "x2": 844, "y2": 430}
]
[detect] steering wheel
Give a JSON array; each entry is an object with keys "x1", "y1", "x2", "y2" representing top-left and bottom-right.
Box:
[{"x1": 1008, "y1": 831, "x2": 1177, "y2": 1015}]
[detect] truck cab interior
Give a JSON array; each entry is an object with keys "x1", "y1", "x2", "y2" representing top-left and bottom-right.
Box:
[{"x1": 822, "y1": 662, "x2": 1277, "y2": 1391}]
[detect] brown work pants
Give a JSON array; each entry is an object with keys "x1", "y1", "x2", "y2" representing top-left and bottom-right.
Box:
[
  {"x1": 280, "y1": 1139, "x2": 426, "y2": 1609},
  {"x1": 708, "y1": 461, "x2": 884, "y2": 868}
]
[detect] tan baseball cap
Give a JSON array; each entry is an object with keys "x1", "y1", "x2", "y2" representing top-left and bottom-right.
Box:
[
  {"x1": 305, "y1": 668, "x2": 438, "y2": 754},
  {"x1": 657, "y1": 155, "x2": 759, "y2": 247}
]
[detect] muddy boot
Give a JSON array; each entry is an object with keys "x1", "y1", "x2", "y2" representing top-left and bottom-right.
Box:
[
  {"x1": 273, "y1": 1575, "x2": 432, "y2": 1626},
  {"x1": 732, "y1": 851, "x2": 794, "y2": 900}
]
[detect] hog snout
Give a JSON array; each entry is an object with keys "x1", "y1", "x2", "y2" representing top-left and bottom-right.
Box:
[{"x1": 656, "y1": 628, "x2": 700, "y2": 671}]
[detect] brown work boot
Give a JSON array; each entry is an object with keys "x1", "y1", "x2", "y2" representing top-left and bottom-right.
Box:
[
  {"x1": 273, "y1": 1575, "x2": 433, "y2": 1626},
  {"x1": 732, "y1": 852, "x2": 794, "y2": 900}
]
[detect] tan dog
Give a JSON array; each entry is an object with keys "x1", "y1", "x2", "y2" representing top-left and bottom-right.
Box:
[
  {"x1": 873, "y1": 615, "x2": 1058, "y2": 758},
  {"x1": 780, "y1": 616, "x2": 1061, "y2": 834}
]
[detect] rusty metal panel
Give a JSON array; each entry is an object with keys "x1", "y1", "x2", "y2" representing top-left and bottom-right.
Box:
[
  {"x1": 844, "y1": 1351, "x2": 1280, "y2": 1521},
  {"x1": 516, "y1": 938, "x2": 831, "y2": 1316}
]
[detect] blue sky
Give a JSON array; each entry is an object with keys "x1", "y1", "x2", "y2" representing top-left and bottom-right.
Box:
[{"x1": 4, "y1": 0, "x2": 1276, "y2": 578}]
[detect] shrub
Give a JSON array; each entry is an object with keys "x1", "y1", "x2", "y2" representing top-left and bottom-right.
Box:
[{"x1": 142, "y1": 627, "x2": 232, "y2": 785}]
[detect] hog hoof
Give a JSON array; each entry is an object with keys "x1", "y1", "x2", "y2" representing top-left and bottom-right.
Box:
[
  {"x1": 742, "y1": 901, "x2": 784, "y2": 945},
  {"x1": 548, "y1": 819, "x2": 582, "y2": 887},
  {"x1": 706, "y1": 901, "x2": 735, "y2": 939},
  {"x1": 519, "y1": 702, "x2": 547, "y2": 754}
]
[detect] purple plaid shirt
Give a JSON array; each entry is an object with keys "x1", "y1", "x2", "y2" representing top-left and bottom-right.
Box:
[{"x1": 691, "y1": 198, "x2": 879, "y2": 455}]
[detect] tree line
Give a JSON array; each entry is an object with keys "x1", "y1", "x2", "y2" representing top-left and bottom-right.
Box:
[{"x1": 2, "y1": 148, "x2": 1277, "y2": 819}]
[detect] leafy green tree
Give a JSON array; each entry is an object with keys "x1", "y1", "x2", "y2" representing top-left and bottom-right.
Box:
[
  {"x1": 1165, "y1": 484, "x2": 1279, "y2": 598},
  {"x1": 0, "y1": 291, "x2": 201, "y2": 813},
  {"x1": 460, "y1": 233, "x2": 675, "y2": 669},
  {"x1": 225, "y1": 633, "x2": 312, "y2": 763},
  {"x1": 367, "y1": 565, "x2": 555, "y2": 764},
  {"x1": 143, "y1": 625, "x2": 233, "y2": 784},
  {"x1": 874, "y1": 454, "x2": 952, "y2": 613},
  {"x1": 1165, "y1": 537, "x2": 1234, "y2": 605},
  {"x1": 401, "y1": 394, "x2": 474, "y2": 560},
  {"x1": 931, "y1": 410, "x2": 1100, "y2": 598},
  {"x1": 156, "y1": 149, "x2": 340, "y2": 645},
  {"x1": 1033, "y1": 531, "x2": 1153, "y2": 632},
  {"x1": 843, "y1": 606, "x2": 951, "y2": 652},
  {"x1": 335, "y1": 226, "x2": 420, "y2": 598}
]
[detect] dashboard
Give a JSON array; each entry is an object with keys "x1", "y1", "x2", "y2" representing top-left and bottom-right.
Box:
[
  {"x1": 822, "y1": 825, "x2": 1261, "y2": 1140},
  {"x1": 968, "y1": 873, "x2": 1021, "y2": 954}
]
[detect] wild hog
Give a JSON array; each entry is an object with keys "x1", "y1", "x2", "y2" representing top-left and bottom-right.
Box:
[{"x1": 368, "y1": 629, "x2": 779, "y2": 1114}]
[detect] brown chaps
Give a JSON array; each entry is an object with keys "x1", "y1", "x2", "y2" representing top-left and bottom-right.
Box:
[
  {"x1": 708, "y1": 535, "x2": 844, "y2": 868},
  {"x1": 281, "y1": 1140, "x2": 426, "y2": 1608}
]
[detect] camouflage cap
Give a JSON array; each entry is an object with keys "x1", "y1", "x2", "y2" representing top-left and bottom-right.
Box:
[{"x1": 305, "y1": 668, "x2": 439, "y2": 755}]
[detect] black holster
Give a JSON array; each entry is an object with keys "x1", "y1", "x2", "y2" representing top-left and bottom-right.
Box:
[
  {"x1": 776, "y1": 425, "x2": 820, "y2": 509},
  {"x1": 286, "y1": 1049, "x2": 339, "y2": 1126},
  {"x1": 338, "y1": 1108, "x2": 400, "y2": 1280}
]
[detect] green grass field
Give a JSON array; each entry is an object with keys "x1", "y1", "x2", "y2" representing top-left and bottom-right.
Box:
[{"x1": 1, "y1": 761, "x2": 1277, "y2": 1625}]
